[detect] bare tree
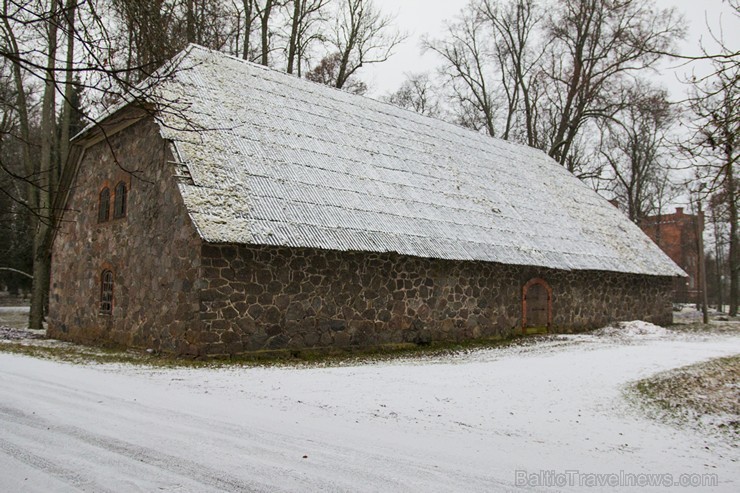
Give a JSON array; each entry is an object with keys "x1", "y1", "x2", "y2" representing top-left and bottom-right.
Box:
[
  {"x1": 185, "y1": 0, "x2": 232, "y2": 46},
  {"x1": 708, "y1": 191, "x2": 730, "y2": 310},
  {"x1": 1, "y1": 0, "x2": 56, "y2": 329},
  {"x1": 0, "y1": 0, "x2": 204, "y2": 329},
  {"x1": 112, "y1": 0, "x2": 233, "y2": 78},
  {"x1": 112, "y1": 0, "x2": 177, "y2": 79},
  {"x1": 251, "y1": 0, "x2": 281, "y2": 66},
  {"x1": 0, "y1": 59, "x2": 32, "y2": 296},
  {"x1": 327, "y1": 0, "x2": 403, "y2": 90},
  {"x1": 479, "y1": 0, "x2": 544, "y2": 143},
  {"x1": 424, "y1": 6, "x2": 498, "y2": 135},
  {"x1": 306, "y1": 51, "x2": 367, "y2": 94},
  {"x1": 542, "y1": 0, "x2": 685, "y2": 170},
  {"x1": 384, "y1": 72, "x2": 440, "y2": 118},
  {"x1": 234, "y1": 0, "x2": 257, "y2": 60},
  {"x1": 0, "y1": 0, "x2": 88, "y2": 327},
  {"x1": 56, "y1": 0, "x2": 73, "y2": 168},
  {"x1": 427, "y1": 0, "x2": 682, "y2": 162},
  {"x1": 285, "y1": 0, "x2": 328, "y2": 75},
  {"x1": 599, "y1": 83, "x2": 676, "y2": 224},
  {"x1": 683, "y1": 61, "x2": 738, "y2": 315}
]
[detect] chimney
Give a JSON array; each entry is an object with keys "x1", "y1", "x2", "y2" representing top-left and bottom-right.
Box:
[{"x1": 675, "y1": 207, "x2": 684, "y2": 215}]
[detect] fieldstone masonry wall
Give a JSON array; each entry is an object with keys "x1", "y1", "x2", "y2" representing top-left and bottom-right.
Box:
[{"x1": 198, "y1": 244, "x2": 673, "y2": 355}]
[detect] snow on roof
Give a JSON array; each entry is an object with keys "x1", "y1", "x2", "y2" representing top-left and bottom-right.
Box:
[{"x1": 153, "y1": 45, "x2": 683, "y2": 277}]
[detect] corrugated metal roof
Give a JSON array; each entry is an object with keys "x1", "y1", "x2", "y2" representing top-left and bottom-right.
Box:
[{"x1": 154, "y1": 45, "x2": 683, "y2": 277}]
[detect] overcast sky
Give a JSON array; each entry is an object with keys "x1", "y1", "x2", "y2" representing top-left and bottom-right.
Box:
[{"x1": 362, "y1": 0, "x2": 739, "y2": 100}]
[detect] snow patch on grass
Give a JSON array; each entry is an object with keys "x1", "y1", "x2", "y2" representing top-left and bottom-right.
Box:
[
  {"x1": 594, "y1": 320, "x2": 672, "y2": 338},
  {"x1": 628, "y1": 354, "x2": 739, "y2": 442}
]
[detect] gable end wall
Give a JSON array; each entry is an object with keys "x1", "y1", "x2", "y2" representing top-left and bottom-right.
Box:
[{"x1": 48, "y1": 116, "x2": 203, "y2": 353}]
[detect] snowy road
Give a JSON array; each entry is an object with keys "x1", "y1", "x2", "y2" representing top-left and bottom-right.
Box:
[{"x1": 0, "y1": 330, "x2": 738, "y2": 492}]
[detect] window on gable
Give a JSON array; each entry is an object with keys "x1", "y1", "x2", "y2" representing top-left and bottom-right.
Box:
[
  {"x1": 98, "y1": 187, "x2": 110, "y2": 222},
  {"x1": 113, "y1": 181, "x2": 127, "y2": 218},
  {"x1": 100, "y1": 270, "x2": 114, "y2": 314}
]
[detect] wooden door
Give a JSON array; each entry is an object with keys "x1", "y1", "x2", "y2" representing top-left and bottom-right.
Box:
[
  {"x1": 525, "y1": 283, "x2": 548, "y2": 328},
  {"x1": 522, "y1": 278, "x2": 552, "y2": 333}
]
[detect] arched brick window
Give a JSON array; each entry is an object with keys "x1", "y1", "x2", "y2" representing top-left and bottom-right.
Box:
[
  {"x1": 100, "y1": 270, "x2": 114, "y2": 314},
  {"x1": 98, "y1": 187, "x2": 110, "y2": 222},
  {"x1": 113, "y1": 181, "x2": 127, "y2": 218}
]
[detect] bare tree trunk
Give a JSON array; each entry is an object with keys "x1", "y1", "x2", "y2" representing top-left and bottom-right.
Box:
[
  {"x1": 696, "y1": 199, "x2": 709, "y2": 323},
  {"x1": 2, "y1": 1, "x2": 32, "y2": 183},
  {"x1": 259, "y1": 0, "x2": 273, "y2": 66},
  {"x1": 186, "y1": 0, "x2": 196, "y2": 43},
  {"x1": 124, "y1": 17, "x2": 134, "y2": 83},
  {"x1": 58, "y1": 0, "x2": 76, "y2": 177},
  {"x1": 711, "y1": 205, "x2": 725, "y2": 311},
  {"x1": 335, "y1": 43, "x2": 354, "y2": 89},
  {"x1": 549, "y1": 49, "x2": 584, "y2": 164},
  {"x1": 727, "y1": 150, "x2": 738, "y2": 316},
  {"x1": 482, "y1": 0, "x2": 540, "y2": 144},
  {"x1": 287, "y1": 0, "x2": 300, "y2": 73},
  {"x1": 242, "y1": 0, "x2": 253, "y2": 60},
  {"x1": 29, "y1": 4, "x2": 59, "y2": 331}
]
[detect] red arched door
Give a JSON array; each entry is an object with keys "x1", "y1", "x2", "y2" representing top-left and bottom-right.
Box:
[{"x1": 522, "y1": 278, "x2": 552, "y2": 333}]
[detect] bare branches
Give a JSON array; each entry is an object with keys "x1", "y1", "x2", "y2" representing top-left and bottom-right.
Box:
[
  {"x1": 424, "y1": 0, "x2": 682, "y2": 175},
  {"x1": 599, "y1": 82, "x2": 677, "y2": 223},
  {"x1": 305, "y1": 51, "x2": 367, "y2": 94},
  {"x1": 543, "y1": 0, "x2": 685, "y2": 169},
  {"x1": 424, "y1": 6, "x2": 498, "y2": 136},
  {"x1": 285, "y1": 0, "x2": 328, "y2": 75},
  {"x1": 479, "y1": 0, "x2": 544, "y2": 144},
  {"x1": 0, "y1": 266, "x2": 32, "y2": 278},
  {"x1": 681, "y1": 60, "x2": 738, "y2": 314},
  {"x1": 328, "y1": 0, "x2": 404, "y2": 90},
  {"x1": 384, "y1": 72, "x2": 440, "y2": 118}
]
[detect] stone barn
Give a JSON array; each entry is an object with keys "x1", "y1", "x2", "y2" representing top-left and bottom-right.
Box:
[{"x1": 48, "y1": 45, "x2": 684, "y2": 356}]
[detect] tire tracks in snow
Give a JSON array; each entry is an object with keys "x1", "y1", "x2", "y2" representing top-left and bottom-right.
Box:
[
  {"x1": 0, "y1": 364, "x2": 504, "y2": 492},
  {"x1": 0, "y1": 404, "x2": 267, "y2": 492},
  {"x1": 0, "y1": 372, "x2": 355, "y2": 490},
  {"x1": 0, "y1": 436, "x2": 112, "y2": 492}
]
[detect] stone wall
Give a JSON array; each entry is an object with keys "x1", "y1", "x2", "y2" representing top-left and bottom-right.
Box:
[
  {"x1": 48, "y1": 115, "x2": 203, "y2": 353},
  {"x1": 198, "y1": 244, "x2": 673, "y2": 355}
]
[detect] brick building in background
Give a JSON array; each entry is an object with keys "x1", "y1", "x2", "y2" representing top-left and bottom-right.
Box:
[{"x1": 640, "y1": 207, "x2": 703, "y2": 303}]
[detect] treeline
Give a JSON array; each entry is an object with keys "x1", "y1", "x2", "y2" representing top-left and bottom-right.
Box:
[{"x1": 0, "y1": 0, "x2": 737, "y2": 325}]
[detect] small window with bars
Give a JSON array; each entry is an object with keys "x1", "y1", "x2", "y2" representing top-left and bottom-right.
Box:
[{"x1": 100, "y1": 270, "x2": 114, "y2": 314}]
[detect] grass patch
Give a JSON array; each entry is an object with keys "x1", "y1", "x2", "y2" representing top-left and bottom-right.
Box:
[
  {"x1": 0, "y1": 332, "x2": 548, "y2": 369},
  {"x1": 0, "y1": 342, "x2": 212, "y2": 368},
  {"x1": 628, "y1": 355, "x2": 740, "y2": 439},
  {"x1": 250, "y1": 334, "x2": 537, "y2": 366}
]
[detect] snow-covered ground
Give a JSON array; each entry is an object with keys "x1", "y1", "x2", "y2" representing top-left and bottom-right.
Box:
[{"x1": 0, "y1": 326, "x2": 738, "y2": 492}]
